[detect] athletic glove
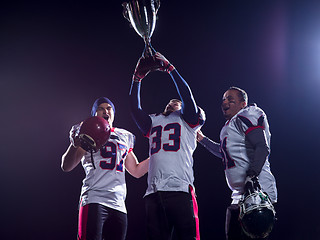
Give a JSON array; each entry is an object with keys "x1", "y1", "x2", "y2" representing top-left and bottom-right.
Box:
[
  {"x1": 132, "y1": 52, "x2": 176, "y2": 82},
  {"x1": 133, "y1": 56, "x2": 158, "y2": 82},
  {"x1": 69, "y1": 123, "x2": 81, "y2": 148},
  {"x1": 244, "y1": 175, "x2": 261, "y2": 196},
  {"x1": 154, "y1": 52, "x2": 175, "y2": 73}
]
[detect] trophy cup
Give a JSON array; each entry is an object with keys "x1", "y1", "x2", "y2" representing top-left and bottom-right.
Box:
[{"x1": 122, "y1": 0, "x2": 160, "y2": 57}]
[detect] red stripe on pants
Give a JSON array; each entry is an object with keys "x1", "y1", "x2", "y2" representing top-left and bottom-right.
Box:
[
  {"x1": 190, "y1": 186, "x2": 200, "y2": 240},
  {"x1": 78, "y1": 204, "x2": 89, "y2": 240}
]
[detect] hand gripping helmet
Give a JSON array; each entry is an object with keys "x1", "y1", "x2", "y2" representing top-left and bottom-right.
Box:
[
  {"x1": 79, "y1": 116, "x2": 111, "y2": 152},
  {"x1": 239, "y1": 189, "x2": 276, "y2": 239}
]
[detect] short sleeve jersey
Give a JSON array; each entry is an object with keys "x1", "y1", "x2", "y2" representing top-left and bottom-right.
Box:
[
  {"x1": 220, "y1": 105, "x2": 277, "y2": 204},
  {"x1": 79, "y1": 127, "x2": 135, "y2": 214},
  {"x1": 144, "y1": 108, "x2": 205, "y2": 196}
]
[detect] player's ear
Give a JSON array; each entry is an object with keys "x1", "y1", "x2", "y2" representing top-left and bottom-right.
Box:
[{"x1": 241, "y1": 101, "x2": 247, "y2": 108}]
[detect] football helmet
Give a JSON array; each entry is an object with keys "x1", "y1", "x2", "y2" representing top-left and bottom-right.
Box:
[
  {"x1": 79, "y1": 116, "x2": 111, "y2": 152},
  {"x1": 239, "y1": 178, "x2": 276, "y2": 239}
]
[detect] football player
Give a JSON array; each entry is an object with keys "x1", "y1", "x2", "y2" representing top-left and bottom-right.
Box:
[
  {"x1": 129, "y1": 52, "x2": 205, "y2": 240},
  {"x1": 61, "y1": 97, "x2": 149, "y2": 240},
  {"x1": 197, "y1": 87, "x2": 277, "y2": 240}
]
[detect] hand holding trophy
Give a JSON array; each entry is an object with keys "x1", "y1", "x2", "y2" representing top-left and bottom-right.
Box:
[
  {"x1": 132, "y1": 52, "x2": 175, "y2": 82},
  {"x1": 122, "y1": 0, "x2": 160, "y2": 57}
]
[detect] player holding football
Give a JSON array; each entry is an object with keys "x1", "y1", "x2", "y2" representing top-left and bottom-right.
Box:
[
  {"x1": 197, "y1": 87, "x2": 277, "y2": 240},
  {"x1": 129, "y1": 52, "x2": 205, "y2": 240},
  {"x1": 61, "y1": 97, "x2": 149, "y2": 240}
]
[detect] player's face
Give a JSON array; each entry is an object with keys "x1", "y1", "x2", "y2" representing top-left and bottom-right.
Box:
[
  {"x1": 221, "y1": 90, "x2": 246, "y2": 120},
  {"x1": 163, "y1": 100, "x2": 181, "y2": 116},
  {"x1": 95, "y1": 103, "x2": 114, "y2": 126}
]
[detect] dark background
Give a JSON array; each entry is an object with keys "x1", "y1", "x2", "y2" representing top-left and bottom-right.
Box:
[{"x1": 1, "y1": 0, "x2": 319, "y2": 239}]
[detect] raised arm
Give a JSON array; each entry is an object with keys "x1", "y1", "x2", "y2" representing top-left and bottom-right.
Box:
[
  {"x1": 61, "y1": 144, "x2": 86, "y2": 172},
  {"x1": 154, "y1": 53, "x2": 199, "y2": 125},
  {"x1": 129, "y1": 57, "x2": 154, "y2": 135},
  {"x1": 129, "y1": 52, "x2": 200, "y2": 132},
  {"x1": 61, "y1": 124, "x2": 86, "y2": 172},
  {"x1": 129, "y1": 81, "x2": 152, "y2": 136}
]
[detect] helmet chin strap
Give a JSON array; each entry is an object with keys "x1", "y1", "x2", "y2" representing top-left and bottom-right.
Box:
[{"x1": 90, "y1": 149, "x2": 96, "y2": 169}]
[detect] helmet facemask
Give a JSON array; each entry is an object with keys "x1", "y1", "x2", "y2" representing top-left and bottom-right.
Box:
[{"x1": 239, "y1": 190, "x2": 276, "y2": 239}]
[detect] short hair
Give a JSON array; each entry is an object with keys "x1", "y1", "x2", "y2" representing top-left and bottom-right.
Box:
[
  {"x1": 228, "y1": 86, "x2": 248, "y2": 105},
  {"x1": 169, "y1": 99, "x2": 182, "y2": 104}
]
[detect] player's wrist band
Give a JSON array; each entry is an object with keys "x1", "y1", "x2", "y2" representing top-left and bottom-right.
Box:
[
  {"x1": 166, "y1": 64, "x2": 175, "y2": 73},
  {"x1": 132, "y1": 74, "x2": 142, "y2": 82}
]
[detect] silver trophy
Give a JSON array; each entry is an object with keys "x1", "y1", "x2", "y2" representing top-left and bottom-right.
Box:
[{"x1": 122, "y1": 0, "x2": 160, "y2": 57}]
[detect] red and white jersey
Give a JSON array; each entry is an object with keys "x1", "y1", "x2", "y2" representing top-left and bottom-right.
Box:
[
  {"x1": 79, "y1": 127, "x2": 135, "y2": 214},
  {"x1": 220, "y1": 105, "x2": 277, "y2": 204},
  {"x1": 145, "y1": 108, "x2": 205, "y2": 196}
]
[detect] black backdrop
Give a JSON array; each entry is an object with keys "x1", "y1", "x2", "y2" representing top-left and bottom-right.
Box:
[{"x1": 1, "y1": 0, "x2": 320, "y2": 239}]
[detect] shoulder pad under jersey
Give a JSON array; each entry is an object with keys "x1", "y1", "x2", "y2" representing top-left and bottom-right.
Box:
[{"x1": 236, "y1": 105, "x2": 266, "y2": 133}]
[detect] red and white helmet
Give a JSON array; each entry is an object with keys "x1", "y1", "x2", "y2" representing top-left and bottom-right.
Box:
[{"x1": 79, "y1": 116, "x2": 111, "y2": 152}]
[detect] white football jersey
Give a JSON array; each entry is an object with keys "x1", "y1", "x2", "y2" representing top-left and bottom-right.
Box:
[
  {"x1": 145, "y1": 108, "x2": 205, "y2": 196},
  {"x1": 79, "y1": 127, "x2": 135, "y2": 213},
  {"x1": 220, "y1": 105, "x2": 277, "y2": 204}
]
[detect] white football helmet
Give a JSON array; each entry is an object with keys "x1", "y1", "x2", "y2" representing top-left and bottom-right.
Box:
[{"x1": 239, "y1": 189, "x2": 276, "y2": 239}]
